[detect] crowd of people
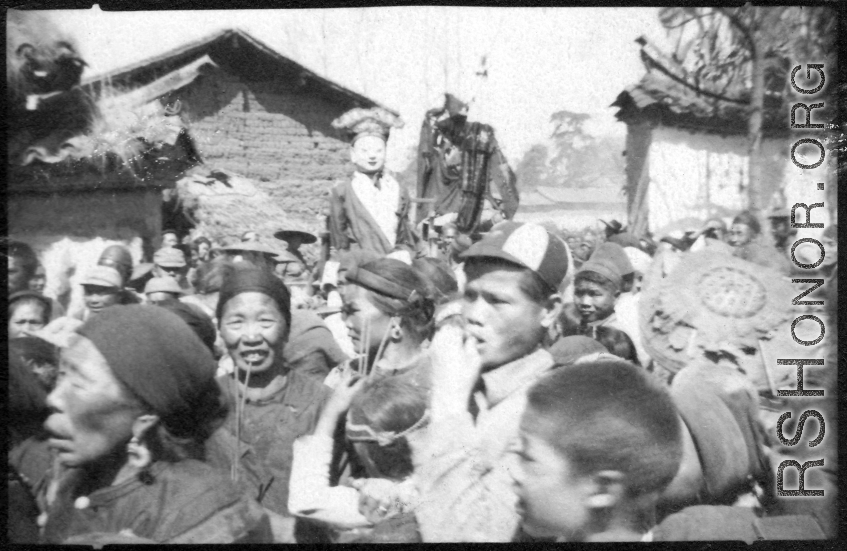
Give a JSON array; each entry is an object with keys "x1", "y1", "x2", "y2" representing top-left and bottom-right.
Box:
[{"x1": 6, "y1": 107, "x2": 837, "y2": 544}]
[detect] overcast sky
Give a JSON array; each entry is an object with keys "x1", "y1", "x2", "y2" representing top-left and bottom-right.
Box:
[{"x1": 40, "y1": 5, "x2": 673, "y2": 171}]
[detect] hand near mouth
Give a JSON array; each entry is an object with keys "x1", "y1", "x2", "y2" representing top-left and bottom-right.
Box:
[{"x1": 429, "y1": 325, "x2": 483, "y2": 417}]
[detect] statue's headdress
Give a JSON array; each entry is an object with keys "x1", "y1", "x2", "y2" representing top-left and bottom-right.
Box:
[{"x1": 332, "y1": 107, "x2": 403, "y2": 144}]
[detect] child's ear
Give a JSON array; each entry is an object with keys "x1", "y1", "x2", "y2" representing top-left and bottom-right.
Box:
[
  {"x1": 585, "y1": 470, "x2": 625, "y2": 510},
  {"x1": 540, "y1": 293, "x2": 563, "y2": 329}
]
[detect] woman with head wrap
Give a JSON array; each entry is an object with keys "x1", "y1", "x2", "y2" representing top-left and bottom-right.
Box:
[
  {"x1": 203, "y1": 263, "x2": 331, "y2": 542},
  {"x1": 16, "y1": 305, "x2": 270, "y2": 544},
  {"x1": 326, "y1": 258, "x2": 435, "y2": 387}
]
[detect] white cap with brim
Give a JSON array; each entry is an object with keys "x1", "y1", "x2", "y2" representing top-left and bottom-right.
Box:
[
  {"x1": 81, "y1": 265, "x2": 123, "y2": 289},
  {"x1": 144, "y1": 276, "x2": 185, "y2": 295}
]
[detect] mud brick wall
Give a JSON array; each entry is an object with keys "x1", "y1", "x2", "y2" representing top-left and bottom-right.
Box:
[{"x1": 176, "y1": 67, "x2": 353, "y2": 217}]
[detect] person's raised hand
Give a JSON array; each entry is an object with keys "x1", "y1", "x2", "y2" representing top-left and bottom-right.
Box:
[
  {"x1": 325, "y1": 367, "x2": 366, "y2": 415},
  {"x1": 429, "y1": 324, "x2": 482, "y2": 415},
  {"x1": 315, "y1": 367, "x2": 366, "y2": 436}
]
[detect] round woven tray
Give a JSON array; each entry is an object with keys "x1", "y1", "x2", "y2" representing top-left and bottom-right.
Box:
[{"x1": 639, "y1": 250, "x2": 794, "y2": 378}]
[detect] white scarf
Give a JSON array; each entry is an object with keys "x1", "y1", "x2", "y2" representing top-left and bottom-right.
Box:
[{"x1": 351, "y1": 171, "x2": 399, "y2": 247}]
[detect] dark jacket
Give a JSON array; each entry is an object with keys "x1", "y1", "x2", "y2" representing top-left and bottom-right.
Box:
[
  {"x1": 38, "y1": 460, "x2": 270, "y2": 544},
  {"x1": 206, "y1": 370, "x2": 330, "y2": 516},
  {"x1": 328, "y1": 176, "x2": 416, "y2": 256}
]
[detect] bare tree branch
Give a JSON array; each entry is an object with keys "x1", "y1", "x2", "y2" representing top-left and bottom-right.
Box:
[{"x1": 715, "y1": 6, "x2": 756, "y2": 54}]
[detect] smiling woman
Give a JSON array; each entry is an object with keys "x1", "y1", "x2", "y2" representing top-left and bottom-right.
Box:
[
  {"x1": 17, "y1": 305, "x2": 271, "y2": 544},
  {"x1": 205, "y1": 262, "x2": 330, "y2": 541}
]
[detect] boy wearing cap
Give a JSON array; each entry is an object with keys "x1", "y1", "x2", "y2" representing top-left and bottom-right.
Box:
[
  {"x1": 81, "y1": 265, "x2": 125, "y2": 318},
  {"x1": 409, "y1": 221, "x2": 567, "y2": 542},
  {"x1": 583, "y1": 242, "x2": 646, "y2": 364},
  {"x1": 573, "y1": 257, "x2": 622, "y2": 331},
  {"x1": 328, "y1": 108, "x2": 419, "y2": 257}
]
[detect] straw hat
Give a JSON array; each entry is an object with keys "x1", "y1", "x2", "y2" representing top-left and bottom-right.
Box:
[{"x1": 273, "y1": 229, "x2": 317, "y2": 245}]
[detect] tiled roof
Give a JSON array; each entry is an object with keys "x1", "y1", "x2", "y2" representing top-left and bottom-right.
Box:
[{"x1": 612, "y1": 44, "x2": 788, "y2": 136}]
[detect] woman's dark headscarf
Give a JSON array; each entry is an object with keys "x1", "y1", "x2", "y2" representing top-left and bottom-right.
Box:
[
  {"x1": 347, "y1": 258, "x2": 436, "y2": 339},
  {"x1": 216, "y1": 262, "x2": 291, "y2": 329},
  {"x1": 75, "y1": 305, "x2": 223, "y2": 438}
]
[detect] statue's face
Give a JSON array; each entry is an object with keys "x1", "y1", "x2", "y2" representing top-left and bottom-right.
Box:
[{"x1": 351, "y1": 135, "x2": 386, "y2": 175}]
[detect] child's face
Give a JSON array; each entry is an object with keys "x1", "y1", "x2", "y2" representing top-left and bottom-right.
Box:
[
  {"x1": 574, "y1": 280, "x2": 617, "y2": 323},
  {"x1": 513, "y1": 416, "x2": 594, "y2": 540}
]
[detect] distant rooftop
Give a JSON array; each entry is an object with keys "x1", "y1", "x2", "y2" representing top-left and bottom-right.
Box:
[{"x1": 82, "y1": 28, "x2": 399, "y2": 116}]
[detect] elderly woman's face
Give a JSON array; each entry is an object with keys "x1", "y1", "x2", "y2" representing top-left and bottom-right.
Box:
[
  {"x1": 728, "y1": 223, "x2": 754, "y2": 247},
  {"x1": 8, "y1": 300, "x2": 48, "y2": 338},
  {"x1": 45, "y1": 336, "x2": 143, "y2": 468},
  {"x1": 342, "y1": 285, "x2": 392, "y2": 354},
  {"x1": 220, "y1": 292, "x2": 288, "y2": 375}
]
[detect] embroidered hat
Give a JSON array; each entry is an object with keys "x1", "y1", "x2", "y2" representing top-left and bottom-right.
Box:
[
  {"x1": 461, "y1": 221, "x2": 569, "y2": 292},
  {"x1": 153, "y1": 247, "x2": 187, "y2": 268},
  {"x1": 332, "y1": 107, "x2": 404, "y2": 143}
]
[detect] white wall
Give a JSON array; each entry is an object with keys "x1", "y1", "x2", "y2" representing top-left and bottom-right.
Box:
[
  {"x1": 647, "y1": 126, "x2": 832, "y2": 236},
  {"x1": 9, "y1": 233, "x2": 145, "y2": 319}
]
